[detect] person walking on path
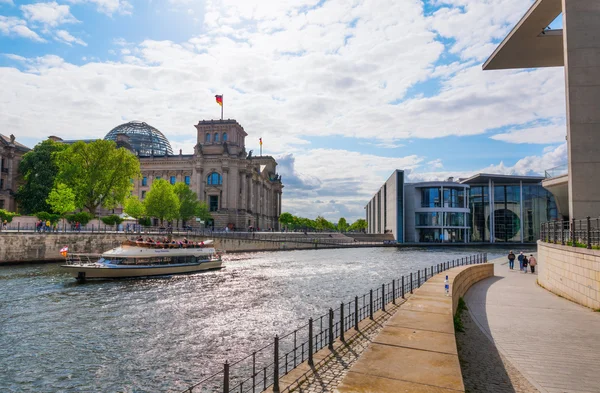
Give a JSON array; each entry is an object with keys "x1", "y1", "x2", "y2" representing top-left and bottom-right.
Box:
[
  {"x1": 508, "y1": 250, "x2": 516, "y2": 270},
  {"x1": 522, "y1": 254, "x2": 528, "y2": 273},
  {"x1": 529, "y1": 254, "x2": 537, "y2": 274},
  {"x1": 518, "y1": 252, "x2": 525, "y2": 271}
]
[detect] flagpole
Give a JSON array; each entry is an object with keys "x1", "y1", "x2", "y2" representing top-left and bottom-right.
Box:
[{"x1": 221, "y1": 94, "x2": 224, "y2": 120}]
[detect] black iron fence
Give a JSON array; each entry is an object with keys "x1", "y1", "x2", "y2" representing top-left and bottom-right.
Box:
[
  {"x1": 179, "y1": 253, "x2": 488, "y2": 393},
  {"x1": 0, "y1": 224, "x2": 387, "y2": 247},
  {"x1": 540, "y1": 217, "x2": 600, "y2": 249}
]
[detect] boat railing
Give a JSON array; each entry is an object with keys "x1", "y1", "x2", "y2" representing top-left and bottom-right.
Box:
[
  {"x1": 65, "y1": 253, "x2": 102, "y2": 266},
  {"x1": 122, "y1": 239, "x2": 213, "y2": 249}
]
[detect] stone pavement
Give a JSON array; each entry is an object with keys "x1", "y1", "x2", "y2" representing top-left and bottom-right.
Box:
[{"x1": 465, "y1": 257, "x2": 600, "y2": 393}]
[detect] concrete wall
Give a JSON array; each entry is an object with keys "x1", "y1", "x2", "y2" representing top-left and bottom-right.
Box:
[
  {"x1": 0, "y1": 233, "x2": 340, "y2": 264},
  {"x1": 451, "y1": 263, "x2": 495, "y2": 315},
  {"x1": 537, "y1": 241, "x2": 600, "y2": 309}
]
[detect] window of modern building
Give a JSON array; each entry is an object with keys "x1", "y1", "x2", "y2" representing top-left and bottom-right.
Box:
[
  {"x1": 142, "y1": 176, "x2": 147, "y2": 186},
  {"x1": 223, "y1": 132, "x2": 228, "y2": 142},
  {"x1": 415, "y1": 212, "x2": 441, "y2": 226},
  {"x1": 207, "y1": 172, "x2": 222, "y2": 185},
  {"x1": 205, "y1": 133, "x2": 210, "y2": 143},
  {"x1": 444, "y1": 212, "x2": 465, "y2": 226},
  {"x1": 170, "y1": 176, "x2": 176, "y2": 185},
  {"x1": 469, "y1": 186, "x2": 490, "y2": 242},
  {"x1": 214, "y1": 133, "x2": 219, "y2": 142},
  {"x1": 141, "y1": 190, "x2": 146, "y2": 199},
  {"x1": 209, "y1": 195, "x2": 219, "y2": 211},
  {"x1": 421, "y1": 187, "x2": 441, "y2": 207},
  {"x1": 443, "y1": 188, "x2": 463, "y2": 208},
  {"x1": 185, "y1": 175, "x2": 190, "y2": 186}
]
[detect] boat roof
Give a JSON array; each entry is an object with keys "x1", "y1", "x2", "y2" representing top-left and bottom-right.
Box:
[{"x1": 103, "y1": 245, "x2": 216, "y2": 258}]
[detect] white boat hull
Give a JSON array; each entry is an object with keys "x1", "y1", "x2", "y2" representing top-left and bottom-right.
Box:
[{"x1": 62, "y1": 260, "x2": 223, "y2": 280}]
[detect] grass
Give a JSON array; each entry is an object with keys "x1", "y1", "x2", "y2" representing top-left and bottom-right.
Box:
[{"x1": 454, "y1": 297, "x2": 468, "y2": 333}]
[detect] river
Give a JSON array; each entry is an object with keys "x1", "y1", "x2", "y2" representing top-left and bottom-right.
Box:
[{"x1": 0, "y1": 246, "x2": 528, "y2": 392}]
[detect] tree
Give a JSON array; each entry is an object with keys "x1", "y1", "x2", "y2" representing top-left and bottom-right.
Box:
[
  {"x1": 349, "y1": 219, "x2": 368, "y2": 232},
  {"x1": 279, "y1": 212, "x2": 294, "y2": 229},
  {"x1": 55, "y1": 140, "x2": 140, "y2": 215},
  {"x1": 16, "y1": 139, "x2": 67, "y2": 214},
  {"x1": 65, "y1": 212, "x2": 93, "y2": 225},
  {"x1": 46, "y1": 183, "x2": 76, "y2": 229},
  {"x1": 195, "y1": 201, "x2": 211, "y2": 222},
  {"x1": 144, "y1": 179, "x2": 179, "y2": 224},
  {"x1": 315, "y1": 216, "x2": 335, "y2": 231},
  {"x1": 124, "y1": 196, "x2": 146, "y2": 220},
  {"x1": 173, "y1": 182, "x2": 200, "y2": 226},
  {"x1": 337, "y1": 217, "x2": 348, "y2": 232}
]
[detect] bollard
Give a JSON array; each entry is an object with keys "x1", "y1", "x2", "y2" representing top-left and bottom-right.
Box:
[
  {"x1": 354, "y1": 296, "x2": 359, "y2": 331},
  {"x1": 340, "y1": 303, "x2": 345, "y2": 342},
  {"x1": 273, "y1": 336, "x2": 280, "y2": 393},
  {"x1": 223, "y1": 361, "x2": 229, "y2": 393},
  {"x1": 401, "y1": 276, "x2": 405, "y2": 299},
  {"x1": 308, "y1": 318, "x2": 314, "y2": 366},
  {"x1": 587, "y1": 217, "x2": 592, "y2": 249},
  {"x1": 328, "y1": 308, "x2": 334, "y2": 350},
  {"x1": 392, "y1": 280, "x2": 396, "y2": 305},
  {"x1": 369, "y1": 290, "x2": 374, "y2": 320}
]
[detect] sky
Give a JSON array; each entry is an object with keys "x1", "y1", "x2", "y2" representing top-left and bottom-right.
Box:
[{"x1": 0, "y1": 0, "x2": 567, "y2": 222}]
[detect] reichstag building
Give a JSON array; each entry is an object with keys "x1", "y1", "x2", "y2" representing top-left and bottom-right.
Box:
[{"x1": 51, "y1": 119, "x2": 284, "y2": 231}]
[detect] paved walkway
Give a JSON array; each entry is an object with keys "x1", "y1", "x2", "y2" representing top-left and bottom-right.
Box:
[{"x1": 465, "y1": 258, "x2": 600, "y2": 393}]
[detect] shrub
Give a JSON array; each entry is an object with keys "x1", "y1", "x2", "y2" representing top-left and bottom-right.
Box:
[
  {"x1": 101, "y1": 215, "x2": 124, "y2": 226},
  {"x1": 0, "y1": 209, "x2": 19, "y2": 223},
  {"x1": 138, "y1": 216, "x2": 151, "y2": 227},
  {"x1": 65, "y1": 212, "x2": 94, "y2": 225},
  {"x1": 35, "y1": 212, "x2": 61, "y2": 223}
]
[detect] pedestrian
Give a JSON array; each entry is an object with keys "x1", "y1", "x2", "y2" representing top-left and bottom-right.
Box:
[
  {"x1": 518, "y1": 252, "x2": 524, "y2": 271},
  {"x1": 45, "y1": 220, "x2": 51, "y2": 233},
  {"x1": 529, "y1": 254, "x2": 537, "y2": 274},
  {"x1": 522, "y1": 254, "x2": 528, "y2": 273},
  {"x1": 507, "y1": 250, "x2": 516, "y2": 270}
]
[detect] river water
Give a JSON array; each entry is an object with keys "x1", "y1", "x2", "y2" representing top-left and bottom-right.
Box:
[{"x1": 0, "y1": 246, "x2": 527, "y2": 392}]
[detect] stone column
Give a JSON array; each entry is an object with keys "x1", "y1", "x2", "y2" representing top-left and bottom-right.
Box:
[
  {"x1": 564, "y1": 0, "x2": 600, "y2": 219},
  {"x1": 198, "y1": 169, "x2": 205, "y2": 204},
  {"x1": 6, "y1": 153, "x2": 14, "y2": 190},
  {"x1": 222, "y1": 169, "x2": 228, "y2": 209},
  {"x1": 240, "y1": 171, "x2": 246, "y2": 210}
]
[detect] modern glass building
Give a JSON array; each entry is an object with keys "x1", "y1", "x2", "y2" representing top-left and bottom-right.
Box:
[{"x1": 366, "y1": 171, "x2": 557, "y2": 244}]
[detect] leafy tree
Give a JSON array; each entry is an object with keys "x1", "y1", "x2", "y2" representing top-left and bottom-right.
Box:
[
  {"x1": 16, "y1": 139, "x2": 67, "y2": 214},
  {"x1": 101, "y1": 215, "x2": 124, "y2": 226},
  {"x1": 55, "y1": 140, "x2": 140, "y2": 215},
  {"x1": 195, "y1": 201, "x2": 212, "y2": 222},
  {"x1": 0, "y1": 209, "x2": 19, "y2": 224},
  {"x1": 36, "y1": 212, "x2": 61, "y2": 223},
  {"x1": 279, "y1": 212, "x2": 294, "y2": 229},
  {"x1": 315, "y1": 216, "x2": 335, "y2": 231},
  {"x1": 65, "y1": 212, "x2": 93, "y2": 225},
  {"x1": 124, "y1": 196, "x2": 146, "y2": 219},
  {"x1": 138, "y1": 217, "x2": 152, "y2": 227},
  {"x1": 144, "y1": 179, "x2": 179, "y2": 224},
  {"x1": 46, "y1": 183, "x2": 76, "y2": 229},
  {"x1": 349, "y1": 218, "x2": 368, "y2": 232},
  {"x1": 337, "y1": 217, "x2": 348, "y2": 232},
  {"x1": 173, "y1": 182, "x2": 199, "y2": 226}
]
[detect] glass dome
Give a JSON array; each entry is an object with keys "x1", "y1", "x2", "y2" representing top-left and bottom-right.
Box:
[{"x1": 104, "y1": 121, "x2": 173, "y2": 156}]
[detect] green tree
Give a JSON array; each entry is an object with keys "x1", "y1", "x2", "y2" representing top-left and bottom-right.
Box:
[
  {"x1": 173, "y1": 182, "x2": 200, "y2": 226},
  {"x1": 16, "y1": 139, "x2": 67, "y2": 214},
  {"x1": 349, "y1": 218, "x2": 368, "y2": 232},
  {"x1": 144, "y1": 179, "x2": 179, "y2": 224},
  {"x1": 279, "y1": 212, "x2": 294, "y2": 229},
  {"x1": 101, "y1": 215, "x2": 124, "y2": 226},
  {"x1": 46, "y1": 183, "x2": 76, "y2": 229},
  {"x1": 65, "y1": 212, "x2": 93, "y2": 225},
  {"x1": 337, "y1": 217, "x2": 348, "y2": 232},
  {"x1": 195, "y1": 201, "x2": 211, "y2": 222},
  {"x1": 315, "y1": 215, "x2": 335, "y2": 231},
  {"x1": 55, "y1": 140, "x2": 140, "y2": 215},
  {"x1": 0, "y1": 209, "x2": 19, "y2": 230},
  {"x1": 124, "y1": 196, "x2": 146, "y2": 219}
]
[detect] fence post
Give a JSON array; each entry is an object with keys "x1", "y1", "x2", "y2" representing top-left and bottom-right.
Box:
[
  {"x1": 369, "y1": 290, "x2": 374, "y2": 320},
  {"x1": 401, "y1": 276, "x2": 405, "y2": 299},
  {"x1": 17, "y1": 222, "x2": 20, "y2": 233},
  {"x1": 417, "y1": 270, "x2": 420, "y2": 288},
  {"x1": 308, "y1": 318, "x2": 314, "y2": 366},
  {"x1": 382, "y1": 284, "x2": 386, "y2": 312},
  {"x1": 410, "y1": 272, "x2": 413, "y2": 293},
  {"x1": 392, "y1": 280, "x2": 396, "y2": 305},
  {"x1": 354, "y1": 296, "x2": 359, "y2": 331},
  {"x1": 273, "y1": 336, "x2": 280, "y2": 393},
  {"x1": 328, "y1": 308, "x2": 334, "y2": 349},
  {"x1": 572, "y1": 218, "x2": 577, "y2": 247},
  {"x1": 561, "y1": 220, "x2": 565, "y2": 245},
  {"x1": 253, "y1": 351, "x2": 257, "y2": 391},
  {"x1": 340, "y1": 303, "x2": 345, "y2": 342},
  {"x1": 587, "y1": 216, "x2": 592, "y2": 249},
  {"x1": 223, "y1": 361, "x2": 229, "y2": 393},
  {"x1": 485, "y1": 253, "x2": 488, "y2": 263}
]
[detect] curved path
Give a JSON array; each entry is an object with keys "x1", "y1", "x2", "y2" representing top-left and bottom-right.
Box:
[{"x1": 465, "y1": 257, "x2": 600, "y2": 393}]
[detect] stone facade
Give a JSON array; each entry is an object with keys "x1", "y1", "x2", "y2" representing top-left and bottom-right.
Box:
[
  {"x1": 538, "y1": 241, "x2": 600, "y2": 309},
  {"x1": 0, "y1": 134, "x2": 29, "y2": 212},
  {"x1": 132, "y1": 120, "x2": 283, "y2": 231}
]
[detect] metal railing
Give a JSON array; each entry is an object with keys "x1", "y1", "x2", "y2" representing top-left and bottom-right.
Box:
[
  {"x1": 179, "y1": 253, "x2": 488, "y2": 393},
  {"x1": 544, "y1": 163, "x2": 568, "y2": 179},
  {"x1": 540, "y1": 217, "x2": 600, "y2": 249}
]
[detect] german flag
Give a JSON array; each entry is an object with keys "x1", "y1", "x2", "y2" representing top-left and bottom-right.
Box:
[{"x1": 215, "y1": 95, "x2": 223, "y2": 107}]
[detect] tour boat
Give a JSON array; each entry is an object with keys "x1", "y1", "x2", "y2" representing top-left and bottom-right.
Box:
[{"x1": 61, "y1": 239, "x2": 223, "y2": 281}]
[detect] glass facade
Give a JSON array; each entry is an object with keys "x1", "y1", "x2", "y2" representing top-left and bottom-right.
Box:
[
  {"x1": 421, "y1": 188, "x2": 441, "y2": 207},
  {"x1": 416, "y1": 212, "x2": 442, "y2": 226},
  {"x1": 443, "y1": 188, "x2": 465, "y2": 208},
  {"x1": 104, "y1": 121, "x2": 173, "y2": 156},
  {"x1": 444, "y1": 212, "x2": 466, "y2": 227},
  {"x1": 418, "y1": 228, "x2": 465, "y2": 243}
]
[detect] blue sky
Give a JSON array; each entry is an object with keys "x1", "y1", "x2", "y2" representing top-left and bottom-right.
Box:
[{"x1": 0, "y1": 0, "x2": 568, "y2": 221}]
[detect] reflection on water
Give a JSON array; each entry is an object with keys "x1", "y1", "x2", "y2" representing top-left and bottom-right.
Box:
[{"x1": 0, "y1": 247, "x2": 527, "y2": 392}]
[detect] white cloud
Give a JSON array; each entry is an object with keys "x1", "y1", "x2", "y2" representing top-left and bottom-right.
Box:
[
  {"x1": 428, "y1": 159, "x2": 444, "y2": 169},
  {"x1": 490, "y1": 120, "x2": 566, "y2": 144},
  {"x1": 55, "y1": 29, "x2": 87, "y2": 46},
  {"x1": 21, "y1": 2, "x2": 79, "y2": 28},
  {"x1": 0, "y1": 16, "x2": 46, "y2": 42},
  {"x1": 66, "y1": 0, "x2": 133, "y2": 16},
  {"x1": 0, "y1": 0, "x2": 14, "y2": 5}
]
